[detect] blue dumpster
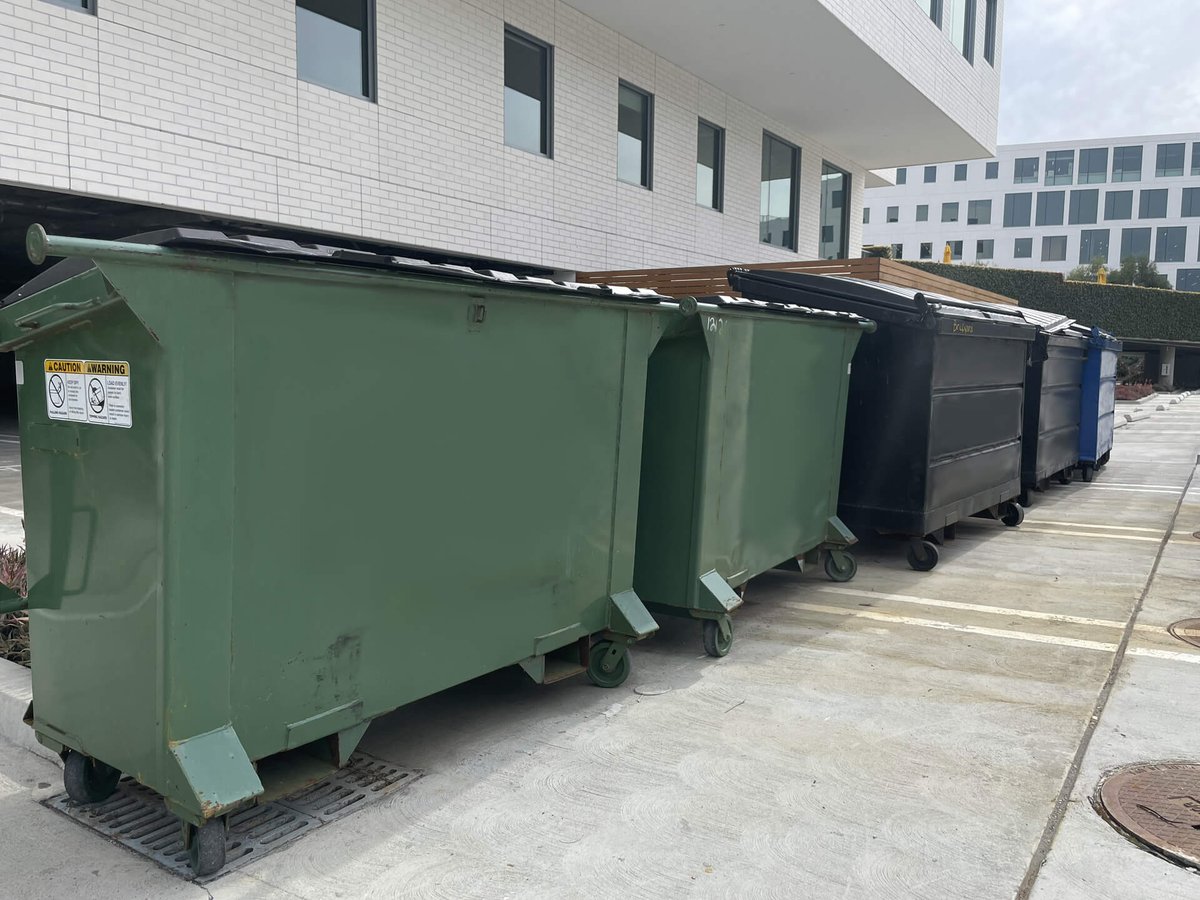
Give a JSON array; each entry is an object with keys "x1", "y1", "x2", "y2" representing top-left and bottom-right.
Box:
[{"x1": 1078, "y1": 325, "x2": 1122, "y2": 482}]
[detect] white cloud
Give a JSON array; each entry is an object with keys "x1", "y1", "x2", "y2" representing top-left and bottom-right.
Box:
[{"x1": 998, "y1": 0, "x2": 1200, "y2": 143}]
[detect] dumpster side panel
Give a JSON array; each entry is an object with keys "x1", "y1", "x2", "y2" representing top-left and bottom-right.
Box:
[
  {"x1": 15, "y1": 296, "x2": 165, "y2": 787},
  {"x1": 1081, "y1": 343, "x2": 1119, "y2": 464},
  {"x1": 1023, "y1": 335, "x2": 1087, "y2": 484},
  {"x1": 223, "y1": 271, "x2": 652, "y2": 761}
]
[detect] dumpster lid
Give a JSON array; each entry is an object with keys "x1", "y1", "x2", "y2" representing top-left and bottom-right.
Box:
[
  {"x1": 2, "y1": 228, "x2": 674, "y2": 308},
  {"x1": 1087, "y1": 325, "x2": 1123, "y2": 350},
  {"x1": 727, "y1": 269, "x2": 1036, "y2": 333},
  {"x1": 696, "y1": 293, "x2": 871, "y2": 326}
]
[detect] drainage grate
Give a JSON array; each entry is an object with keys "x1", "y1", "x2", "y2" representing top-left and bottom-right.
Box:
[
  {"x1": 1096, "y1": 761, "x2": 1200, "y2": 870},
  {"x1": 44, "y1": 752, "x2": 420, "y2": 883},
  {"x1": 1167, "y1": 619, "x2": 1200, "y2": 649}
]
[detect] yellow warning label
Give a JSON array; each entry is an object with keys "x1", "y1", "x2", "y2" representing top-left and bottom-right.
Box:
[
  {"x1": 84, "y1": 361, "x2": 129, "y2": 376},
  {"x1": 44, "y1": 359, "x2": 84, "y2": 374}
]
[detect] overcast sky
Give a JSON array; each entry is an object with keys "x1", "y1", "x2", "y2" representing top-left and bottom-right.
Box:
[{"x1": 998, "y1": 0, "x2": 1200, "y2": 145}]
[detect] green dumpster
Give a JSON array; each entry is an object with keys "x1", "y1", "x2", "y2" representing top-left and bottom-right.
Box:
[
  {"x1": 632, "y1": 293, "x2": 874, "y2": 657},
  {"x1": 0, "y1": 226, "x2": 674, "y2": 876}
]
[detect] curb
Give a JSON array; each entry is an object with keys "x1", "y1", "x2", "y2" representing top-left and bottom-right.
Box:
[{"x1": 0, "y1": 657, "x2": 57, "y2": 762}]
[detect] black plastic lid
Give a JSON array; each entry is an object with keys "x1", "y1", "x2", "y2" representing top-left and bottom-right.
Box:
[{"x1": 694, "y1": 293, "x2": 869, "y2": 326}]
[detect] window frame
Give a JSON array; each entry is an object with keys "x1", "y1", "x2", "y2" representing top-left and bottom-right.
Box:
[
  {"x1": 982, "y1": 0, "x2": 997, "y2": 65},
  {"x1": 967, "y1": 198, "x2": 991, "y2": 225},
  {"x1": 948, "y1": 240, "x2": 963, "y2": 260},
  {"x1": 1013, "y1": 157, "x2": 1038, "y2": 184},
  {"x1": 695, "y1": 118, "x2": 724, "y2": 211},
  {"x1": 891, "y1": 243, "x2": 904, "y2": 260},
  {"x1": 296, "y1": 0, "x2": 377, "y2": 102},
  {"x1": 1155, "y1": 226, "x2": 1187, "y2": 263},
  {"x1": 919, "y1": 241, "x2": 933, "y2": 260},
  {"x1": 1044, "y1": 150, "x2": 1074, "y2": 186},
  {"x1": 1035, "y1": 191, "x2": 1065, "y2": 227},
  {"x1": 503, "y1": 25, "x2": 554, "y2": 158},
  {"x1": 941, "y1": 201, "x2": 959, "y2": 223},
  {"x1": 985, "y1": 161, "x2": 999, "y2": 180},
  {"x1": 42, "y1": 0, "x2": 96, "y2": 12},
  {"x1": 886, "y1": 205, "x2": 899, "y2": 224},
  {"x1": 617, "y1": 80, "x2": 654, "y2": 189},
  {"x1": 918, "y1": 0, "x2": 943, "y2": 27},
  {"x1": 1078, "y1": 228, "x2": 1110, "y2": 265},
  {"x1": 1068, "y1": 189, "x2": 1099, "y2": 226},
  {"x1": 954, "y1": 163, "x2": 968, "y2": 182},
  {"x1": 1077, "y1": 148, "x2": 1108, "y2": 184},
  {"x1": 1013, "y1": 237, "x2": 1033, "y2": 259},
  {"x1": 916, "y1": 204, "x2": 929, "y2": 222},
  {"x1": 1104, "y1": 190, "x2": 1133, "y2": 221},
  {"x1": 759, "y1": 131, "x2": 801, "y2": 251},
  {"x1": 1192, "y1": 143, "x2": 1200, "y2": 177},
  {"x1": 1182, "y1": 187, "x2": 1200, "y2": 218},
  {"x1": 924, "y1": 165, "x2": 937, "y2": 184},
  {"x1": 976, "y1": 238, "x2": 994, "y2": 260},
  {"x1": 1112, "y1": 146, "x2": 1143, "y2": 182},
  {"x1": 1003, "y1": 192, "x2": 1032, "y2": 228},
  {"x1": 1041, "y1": 235, "x2": 1067, "y2": 262},
  {"x1": 1139, "y1": 188, "x2": 1168, "y2": 220},
  {"x1": 896, "y1": 167, "x2": 908, "y2": 185},
  {"x1": 1119, "y1": 227, "x2": 1152, "y2": 263},
  {"x1": 1155, "y1": 143, "x2": 1186, "y2": 178},
  {"x1": 819, "y1": 160, "x2": 851, "y2": 259}
]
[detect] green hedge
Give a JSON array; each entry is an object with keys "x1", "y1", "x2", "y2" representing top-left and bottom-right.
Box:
[{"x1": 902, "y1": 261, "x2": 1200, "y2": 341}]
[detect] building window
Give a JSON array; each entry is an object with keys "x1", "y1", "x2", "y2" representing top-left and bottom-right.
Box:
[
  {"x1": 504, "y1": 28, "x2": 552, "y2": 156},
  {"x1": 1041, "y1": 236, "x2": 1067, "y2": 261},
  {"x1": 983, "y1": 0, "x2": 998, "y2": 64},
  {"x1": 760, "y1": 132, "x2": 800, "y2": 249},
  {"x1": 924, "y1": 165, "x2": 937, "y2": 183},
  {"x1": 920, "y1": 242, "x2": 933, "y2": 259},
  {"x1": 1014, "y1": 237, "x2": 1032, "y2": 259},
  {"x1": 891, "y1": 243, "x2": 904, "y2": 260},
  {"x1": 296, "y1": 0, "x2": 375, "y2": 100},
  {"x1": 967, "y1": 199, "x2": 991, "y2": 225},
  {"x1": 696, "y1": 120, "x2": 723, "y2": 210},
  {"x1": 1079, "y1": 229, "x2": 1110, "y2": 265},
  {"x1": 1192, "y1": 143, "x2": 1200, "y2": 177},
  {"x1": 1045, "y1": 150, "x2": 1074, "y2": 185},
  {"x1": 618, "y1": 82, "x2": 653, "y2": 188},
  {"x1": 43, "y1": 0, "x2": 95, "y2": 11},
  {"x1": 917, "y1": 0, "x2": 942, "y2": 26},
  {"x1": 1104, "y1": 190, "x2": 1133, "y2": 220},
  {"x1": 1003, "y1": 192, "x2": 1032, "y2": 227},
  {"x1": 1112, "y1": 146, "x2": 1142, "y2": 182},
  {"x1": 976, "y1": 238, "x2": 994, "y2": 260},
  {"x1": 1156, "y1": 226, "x2": 1187, "y2": 262},
  {"x1": 887, "y1": 206, "x2": 899, "y2": 223},
  {"x1": 1068, "y1": 189, "x2": 1099, "y2": 225},
  {"x1": 1078, "y1": 148, "x2": 1108, "y2": 184},
  {"x1": 820, "y1": 162, "x2": 850, "y2": 259},
  {"x1": 1155, "y1": 143, "x2": 1186, "y2": 177},
  {"x1": 947, "y1": 0, "x2": 975, "y2": 60},
  {"x1": 863, "y1": 207, "x2": 871, "y2": 224},
  {"x1": 1139, "y1": 189, "x2": 1167, "y2": 219},
  {"x1": 1035, "y1": 191, "x2": 1065, "y2": 227},
  {"x1": 916, "y1": 204, "x2": 929, "y2": 222},
  {"x1": 948, "y1": 240, "x2": 963, "y2": 260},
  {"x1": 954, "y1": 163, "x2": 968, "y2": 181},
  {"x1": 1182, "y1": 188, "x2": 1200, "y2": 218},
  {"x1": 897, "y1": 167, "x2": 908, "y2": 185},
  {"x1": 942, "y1": 202, "x2": 959, "y2": 223},
  {"x1": 1178, "y1": 269, "x2": 1200, "y2": 292},
  {"x1": 1014, "y1": 157, "x2": 1039, "y2": 184},
  {"x1": 1120, "y1": 227, "x2": 1151, "y2": 263},
  {"x1": 985, "y1": 161, "x2": 999, "y2": 179}
]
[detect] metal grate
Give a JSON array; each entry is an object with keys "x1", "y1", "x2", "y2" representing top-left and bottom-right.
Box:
[
  {"x1": 1095, "y1": 761, "x2": 1200, "y2": 871},
  {"x1": 44, "y1": 752, "x2": 420, "y2": 883}
]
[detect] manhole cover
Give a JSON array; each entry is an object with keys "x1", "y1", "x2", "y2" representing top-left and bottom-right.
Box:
[
  {"x1": 44, "y1": 751, "x2": 420, "y2": 883},
  {"x1": 1192, "y1": 531, "x2": 1200, "y2": 541},
  {"x1": 1167, "y1": 619, "x2": 1200, "y2": 649},
  {"x1": 1097, "y1": 761, "x2": 1200, "y2": 870}
]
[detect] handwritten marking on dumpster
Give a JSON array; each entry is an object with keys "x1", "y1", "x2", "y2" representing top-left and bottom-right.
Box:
[{"x1": 44, "y1": 359, "x2": 131, "y2": 428}]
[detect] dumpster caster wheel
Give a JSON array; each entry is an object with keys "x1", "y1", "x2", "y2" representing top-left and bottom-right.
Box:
[
  {"x1": 1098, "y1": 451, "x2": 1110, "y2": 468},
  {"x1": 906, "y1": 540, "x2": 939, "y2": 572},
  {"x1": 824, "y1": 550, "x2": 857, "y2": 583},
  {"x1": 1056, "y1": 468, "x2": 1072, "y2": 485},
  {"x1": 186, "y1": 819, "x2": 227, "y2": 878},
  {"x1": 63, "y1": 750, "x2": 121, "y2": 804},
  {"x1": 586, "y1": 641, "x2": 630, "y2": 688},
  {"x1": 1081, "y1": 466, "x2": 1093, "y2": 483},
  {"x1": 702, "y1": 616, "x2": 733, "y2": 658},
  {"x1": 1000, "y1": 501, "x2": 1025, "y2": 528}
]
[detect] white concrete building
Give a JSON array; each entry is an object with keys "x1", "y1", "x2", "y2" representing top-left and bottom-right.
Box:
[
  {"x1": 863, "y1": 133, "x2": 1200, "y2": 290},
  {"x1": 1, "y1": 0, "x2": 1002, "y2": 287}
]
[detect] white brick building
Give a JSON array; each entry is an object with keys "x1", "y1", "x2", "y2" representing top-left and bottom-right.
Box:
[
  {"x1": 863, "y1": 133, "x2": 1200, "y2": 290},
  {"x1": 1, "y1": 0, "x2": 1003, "y2": 281}
]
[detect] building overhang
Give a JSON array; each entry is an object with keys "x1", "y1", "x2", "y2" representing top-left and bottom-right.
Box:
[{"x1": 564, "y1": 0, "x2": 994, "y2": 169}]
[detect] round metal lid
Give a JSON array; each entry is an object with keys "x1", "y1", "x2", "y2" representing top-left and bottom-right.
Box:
[
  {"x1": 1097, "y1": 761, "x2": 1200, "y2": 870},
  {"x1": 1167, "y1": 619, "x2": 1200, "y2": 649}
]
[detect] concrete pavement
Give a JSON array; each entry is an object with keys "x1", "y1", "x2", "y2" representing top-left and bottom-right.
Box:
[{"x1": 0, "y1": 400, "x2": 1198, "y2": 898}]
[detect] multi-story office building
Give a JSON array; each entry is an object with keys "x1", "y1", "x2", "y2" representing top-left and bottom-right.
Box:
[
  {"x1": 863, "y1": 133, "x2": 1200, "y2": 290},
  {"x1": 1, "y1": 0, "x2": 1003, "y2": 295}
]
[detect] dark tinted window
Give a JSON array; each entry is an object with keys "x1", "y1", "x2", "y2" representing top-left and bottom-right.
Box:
[
  {"x1": 942, "y1": 202, "x2": 959, "y2": 223},
  {"x1": 1014, "y1": 237, "x2": 1032, "y2": 258},
  {"x1": 618, "y1": 83, "x2": 653, "y2": 187},
  {"x1": 948, "y1": 240, "x2": 963, "y2": 260},
  {"x1": 1104, "y1": 190, "x2": 1133, "y2": 220},
  {"x1": 1041, "y1": 235, "x2": 1067, "y2": 261},
  {"x1": 916, "y1": 204, "x2": 929, "y2": 222},
  {"x1": 1045, "y1": 150, "x2": 1074, "y2": 185},
  {"x1": 1003, "y1": 192, "x2": 1032, "y2": 227},
  {"x1": 1120, "y1": 227, "x2": 1151, "y2": 262},
  {"x1": 967, "y1": 199, "x2": 991, "y2": 224},
  {"x1": 1014, "y1": 157, "x2": 1038, "y2": 183},
  {"x1": 1156, "y1": 226, "x2": 1187, "y2": 262},
  {"x1": 1068, "y1": 189, "x2": 1098, "y2": 225},
  {"x1": 296, "y1": 0, "x2": 374, "y2": 99},
  {"x1": 924, "y1": 165, "x2": 937, "y2": 183},
  {"x1": 920, "y1": 242, "x2": 933, "y2": 259},
  {"x1": 696, "y1": 120, "x2": 723, "y2": 210},
  {"x1": 1035, "y1": 191, "x2": 1065, "y2": 226},
  {"x1": 1193, "y1": 143, "x2": 1200, "y2": 176},
  {"x1": 985, "y1": 161, "x2": 999, "y2": 179},
  {"x1": 504, "y1": 28, "x2": 552, "y2": 156},
  {"x1": 1112, "y1": 146, "x2": 1142, "y2": 182},
  {"x1": 897, "y1": 167, "x2": 907, "y2": 185},
  {"x1": 43, "y1": 0, "x2": 95, "y2": 11},
  {"x1": 1139, "y1": 189, "x2": 1168, "y2": 219},
  {"x1": 1177, "y1": 269, "x2": 1200, "y2": 291},
  {"x1": 1079, "y1": 229, "x2": 1109, "y2": 265},
  {"x1": 1078, "y1": 148, "x2": 1107, "y2": 184},
  {"x1": 1182, "y1": 188, "x2": 1200, "y2": 218},
  {"x1": 820, "y1": 162, "x2": 850, "y2": 259},
  {"x1": 976, "y1": 238, "x2": 994, "y2": 259},
  {"x1": 954, "y1": 163, "x2": 968, "y2": 181},
  {"x1": 887, "y1": 206, "x2": 899, "y2": 223},
  {"x1": 760, "y1": 133, "x2": 799, "y2": 249},
  {"x1": 983, "y1": 0, "x2": 997, "y2": 64},
  {"x1": 891, "y1": 243, "x2": 904, "y2": 259},
  {"x1": 1156, "y1": 143, "x2": 1185, "y2": 177}
]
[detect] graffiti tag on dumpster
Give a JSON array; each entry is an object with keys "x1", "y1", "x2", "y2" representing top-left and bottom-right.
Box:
[{"x1": 44, "y1": 359, "x2": 132, "y2": 428}]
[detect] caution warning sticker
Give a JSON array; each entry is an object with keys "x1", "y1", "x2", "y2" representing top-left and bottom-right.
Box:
[{"x1": 44, "y1": 359, "x2": 132, "y2": 428}]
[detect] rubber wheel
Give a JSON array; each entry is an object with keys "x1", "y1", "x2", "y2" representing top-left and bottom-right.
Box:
[
  {"x1": 1056, "y1": 468, "x2": 1072, "y2": 485},
  {"x1": 824, "y1": 550, "x2": 857, "y2": 583},
  {"x1": 906, "y1": 540, "x2": 939, "y2": 572},
  {"x1": 586, "y1": 640, "x2": 630, "y2": 688},
  {"x1": 702, "y1": 617, "x2": 733, "y2": 658},
  {"x1": 187, "y1": 819, "x2": 227, "y2": 878},
  {"x1": 63, "y1": 750, "x2": 121, "y2": 805},
  {"x1": 1098, "y1": 451, "x2": 1111, "y2": 468},
  {"x1": 1081, "y1": 466, "x2": 1093, "y2": 483},
  {"x1": 1000, "y1": 501, "x2": 1025, "y2": 527}
]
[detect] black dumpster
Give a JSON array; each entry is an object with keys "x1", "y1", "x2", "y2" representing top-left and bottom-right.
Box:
[{"x1": 728, "y1": 270, "x2": 1038, "y2": 571}]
